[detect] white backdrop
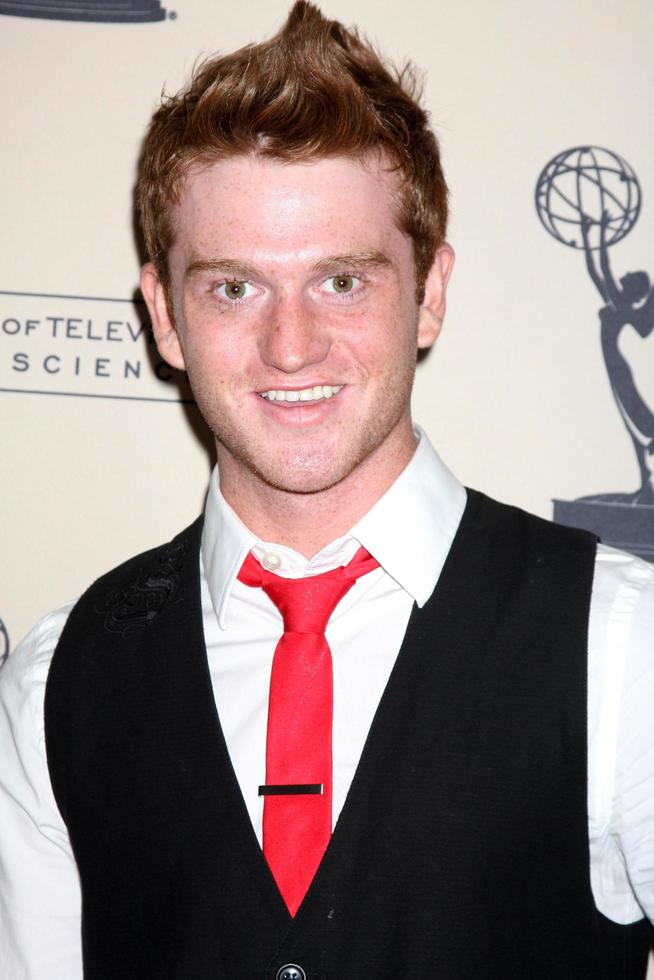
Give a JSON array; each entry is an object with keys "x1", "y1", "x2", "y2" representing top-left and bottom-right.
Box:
[{"x1": 1, "y1": 0, "x2": 653, "y2": 965}]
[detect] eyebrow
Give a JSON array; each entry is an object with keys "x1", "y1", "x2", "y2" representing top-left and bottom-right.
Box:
[
  {"x1": 310, "y1": 250, "x2": 391, "y2": 275},
  {"x1": 185, "y1": 257, "x2": 263, "y2": 280},
  {"x1": 185, "y1": 249, "x2": 391, "y2": 281}
]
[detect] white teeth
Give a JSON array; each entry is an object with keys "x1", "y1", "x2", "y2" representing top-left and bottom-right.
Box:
[{"x1": 260, "y1": 385, "x2": 343, "y2": 403}]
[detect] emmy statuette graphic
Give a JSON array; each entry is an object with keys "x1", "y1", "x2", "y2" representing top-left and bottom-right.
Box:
[
  {"x1": 0, "y1": 617, "x2": 9, "y2": 666},
  {"x1": 0, "y1": 0, "x2": 166, "y2": 21},
  {"x1": 536, "y1": 147, "x2": 654, "y2": 562}
]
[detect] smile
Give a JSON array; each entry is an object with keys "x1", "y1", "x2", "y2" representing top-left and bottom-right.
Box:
[{"x1": 258, "y1": 385, "x2": 343, "y2": 403}]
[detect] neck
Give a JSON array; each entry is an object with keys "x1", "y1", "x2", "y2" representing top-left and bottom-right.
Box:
[{"x1": 217, "y1": 433, "x2": 417, "y2": 558}]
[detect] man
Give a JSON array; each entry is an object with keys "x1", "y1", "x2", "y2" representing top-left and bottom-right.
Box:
[{"x1": 1, "y1": 3, "x2": 653, "y2": 978}]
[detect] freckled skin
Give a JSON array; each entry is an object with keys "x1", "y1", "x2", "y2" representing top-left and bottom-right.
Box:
[{"x1": 141, "y1": 155, "x2": 453, "y2": 552}]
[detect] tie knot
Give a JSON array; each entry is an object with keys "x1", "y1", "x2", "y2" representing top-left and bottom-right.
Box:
[{"x1": 238, "y1": 546, "x2": 379, "y2": 634}]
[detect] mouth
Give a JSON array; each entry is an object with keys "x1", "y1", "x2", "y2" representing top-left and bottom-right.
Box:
[{"x1": 258, "y1": 384, "x2": 343, "y2": 403}]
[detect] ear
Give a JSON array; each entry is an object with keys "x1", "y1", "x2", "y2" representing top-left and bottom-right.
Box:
[
  {"x1": 417, "y1": 243, "x2": 455, "y2": 350},
  {"x1": 140, "y1": 262, "x2": 186, "y2": 371}
]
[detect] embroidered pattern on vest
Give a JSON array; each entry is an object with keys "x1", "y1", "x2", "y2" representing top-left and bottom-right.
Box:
[{"x1": 95, "y1": 538, "x2": 187, "y2": 636}]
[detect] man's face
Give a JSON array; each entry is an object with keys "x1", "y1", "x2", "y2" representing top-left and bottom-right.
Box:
[{"x1": 142, "y1": 154, "x2": 452, "y2": 502}]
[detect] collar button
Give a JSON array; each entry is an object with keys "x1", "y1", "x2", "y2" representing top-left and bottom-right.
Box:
[{"x1": 263, "y1": 551, "x2": 282, "y2": 571}]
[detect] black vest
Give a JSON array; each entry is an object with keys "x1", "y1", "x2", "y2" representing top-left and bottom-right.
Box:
[{"x1": 44, "y1": 490, "x2": 652, "y2": 979}]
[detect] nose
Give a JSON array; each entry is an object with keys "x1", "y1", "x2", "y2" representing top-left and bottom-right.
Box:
[{"x1": 258, "y1": 292, "x2": 330, "y2": 374}]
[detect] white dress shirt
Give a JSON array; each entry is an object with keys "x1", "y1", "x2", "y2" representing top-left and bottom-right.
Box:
[{"x1": 1, "y1": 431, "x2": 653, "y2": 980}]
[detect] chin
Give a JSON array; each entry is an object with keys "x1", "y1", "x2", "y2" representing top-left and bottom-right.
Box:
[
  {"x1": 255, "y1": 457, "x2": 351, "y2": 496},
  {"x1": 216, "y1": 424, "x2": 393, "y2": 498}
]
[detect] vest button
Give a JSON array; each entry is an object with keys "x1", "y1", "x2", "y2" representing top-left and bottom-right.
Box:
[{"x1": 276, "y1": 966, "x2": 306, "y2": 980}]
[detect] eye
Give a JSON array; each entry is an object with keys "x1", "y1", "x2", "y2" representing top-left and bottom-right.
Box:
[
  {"x1": 323, "y1": 274, "x2": 361, "y2": 295},
  {"x1": 215, "y1": 279, "x2": 255, "y2": 302}
]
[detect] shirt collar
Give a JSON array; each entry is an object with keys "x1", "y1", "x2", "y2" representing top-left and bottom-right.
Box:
[
  {"x1": 351, "y1": 429, "x2": 466, "y2": 606},
  {"x1": 201, "y1": 426, "x2": 466, "y2": 629}
]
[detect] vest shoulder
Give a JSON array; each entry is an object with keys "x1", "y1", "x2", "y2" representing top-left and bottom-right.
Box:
[
  {"x1": 64, "y1": 516, "x2": 203, "y2": 640},
  {"x1": 464, "y1": 487, "x2": 598, "y2": 559},
  {"x1": 467, "y1": 487, "x2": 596, "y2": 541}
]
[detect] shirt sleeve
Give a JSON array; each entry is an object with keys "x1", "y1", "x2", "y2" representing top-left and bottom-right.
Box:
[
  {"x1": 588, "y1": 545, "x2": 654, "y2": 925},
  {"x1": 0, "y1": 605, "x2": 83, "y2": 980}
]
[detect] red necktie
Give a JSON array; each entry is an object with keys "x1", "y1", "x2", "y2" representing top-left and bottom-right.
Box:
[{"x1": 237, "y1": 546, "x2": 379, "y2": 916}]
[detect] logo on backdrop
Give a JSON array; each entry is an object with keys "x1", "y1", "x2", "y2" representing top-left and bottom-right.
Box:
[
  {"x1": 535, "y1": 146, "x2": 654, "y2": 561},
  {"x1": 0, "y1": 289, "x2": 193, "y2": 404},
  {"x1": 0, "y1": 617, "x2": 9, "y2": 666},
  {"x1": 0, "y1": 0, "x2": 167, "y2": 22}
]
